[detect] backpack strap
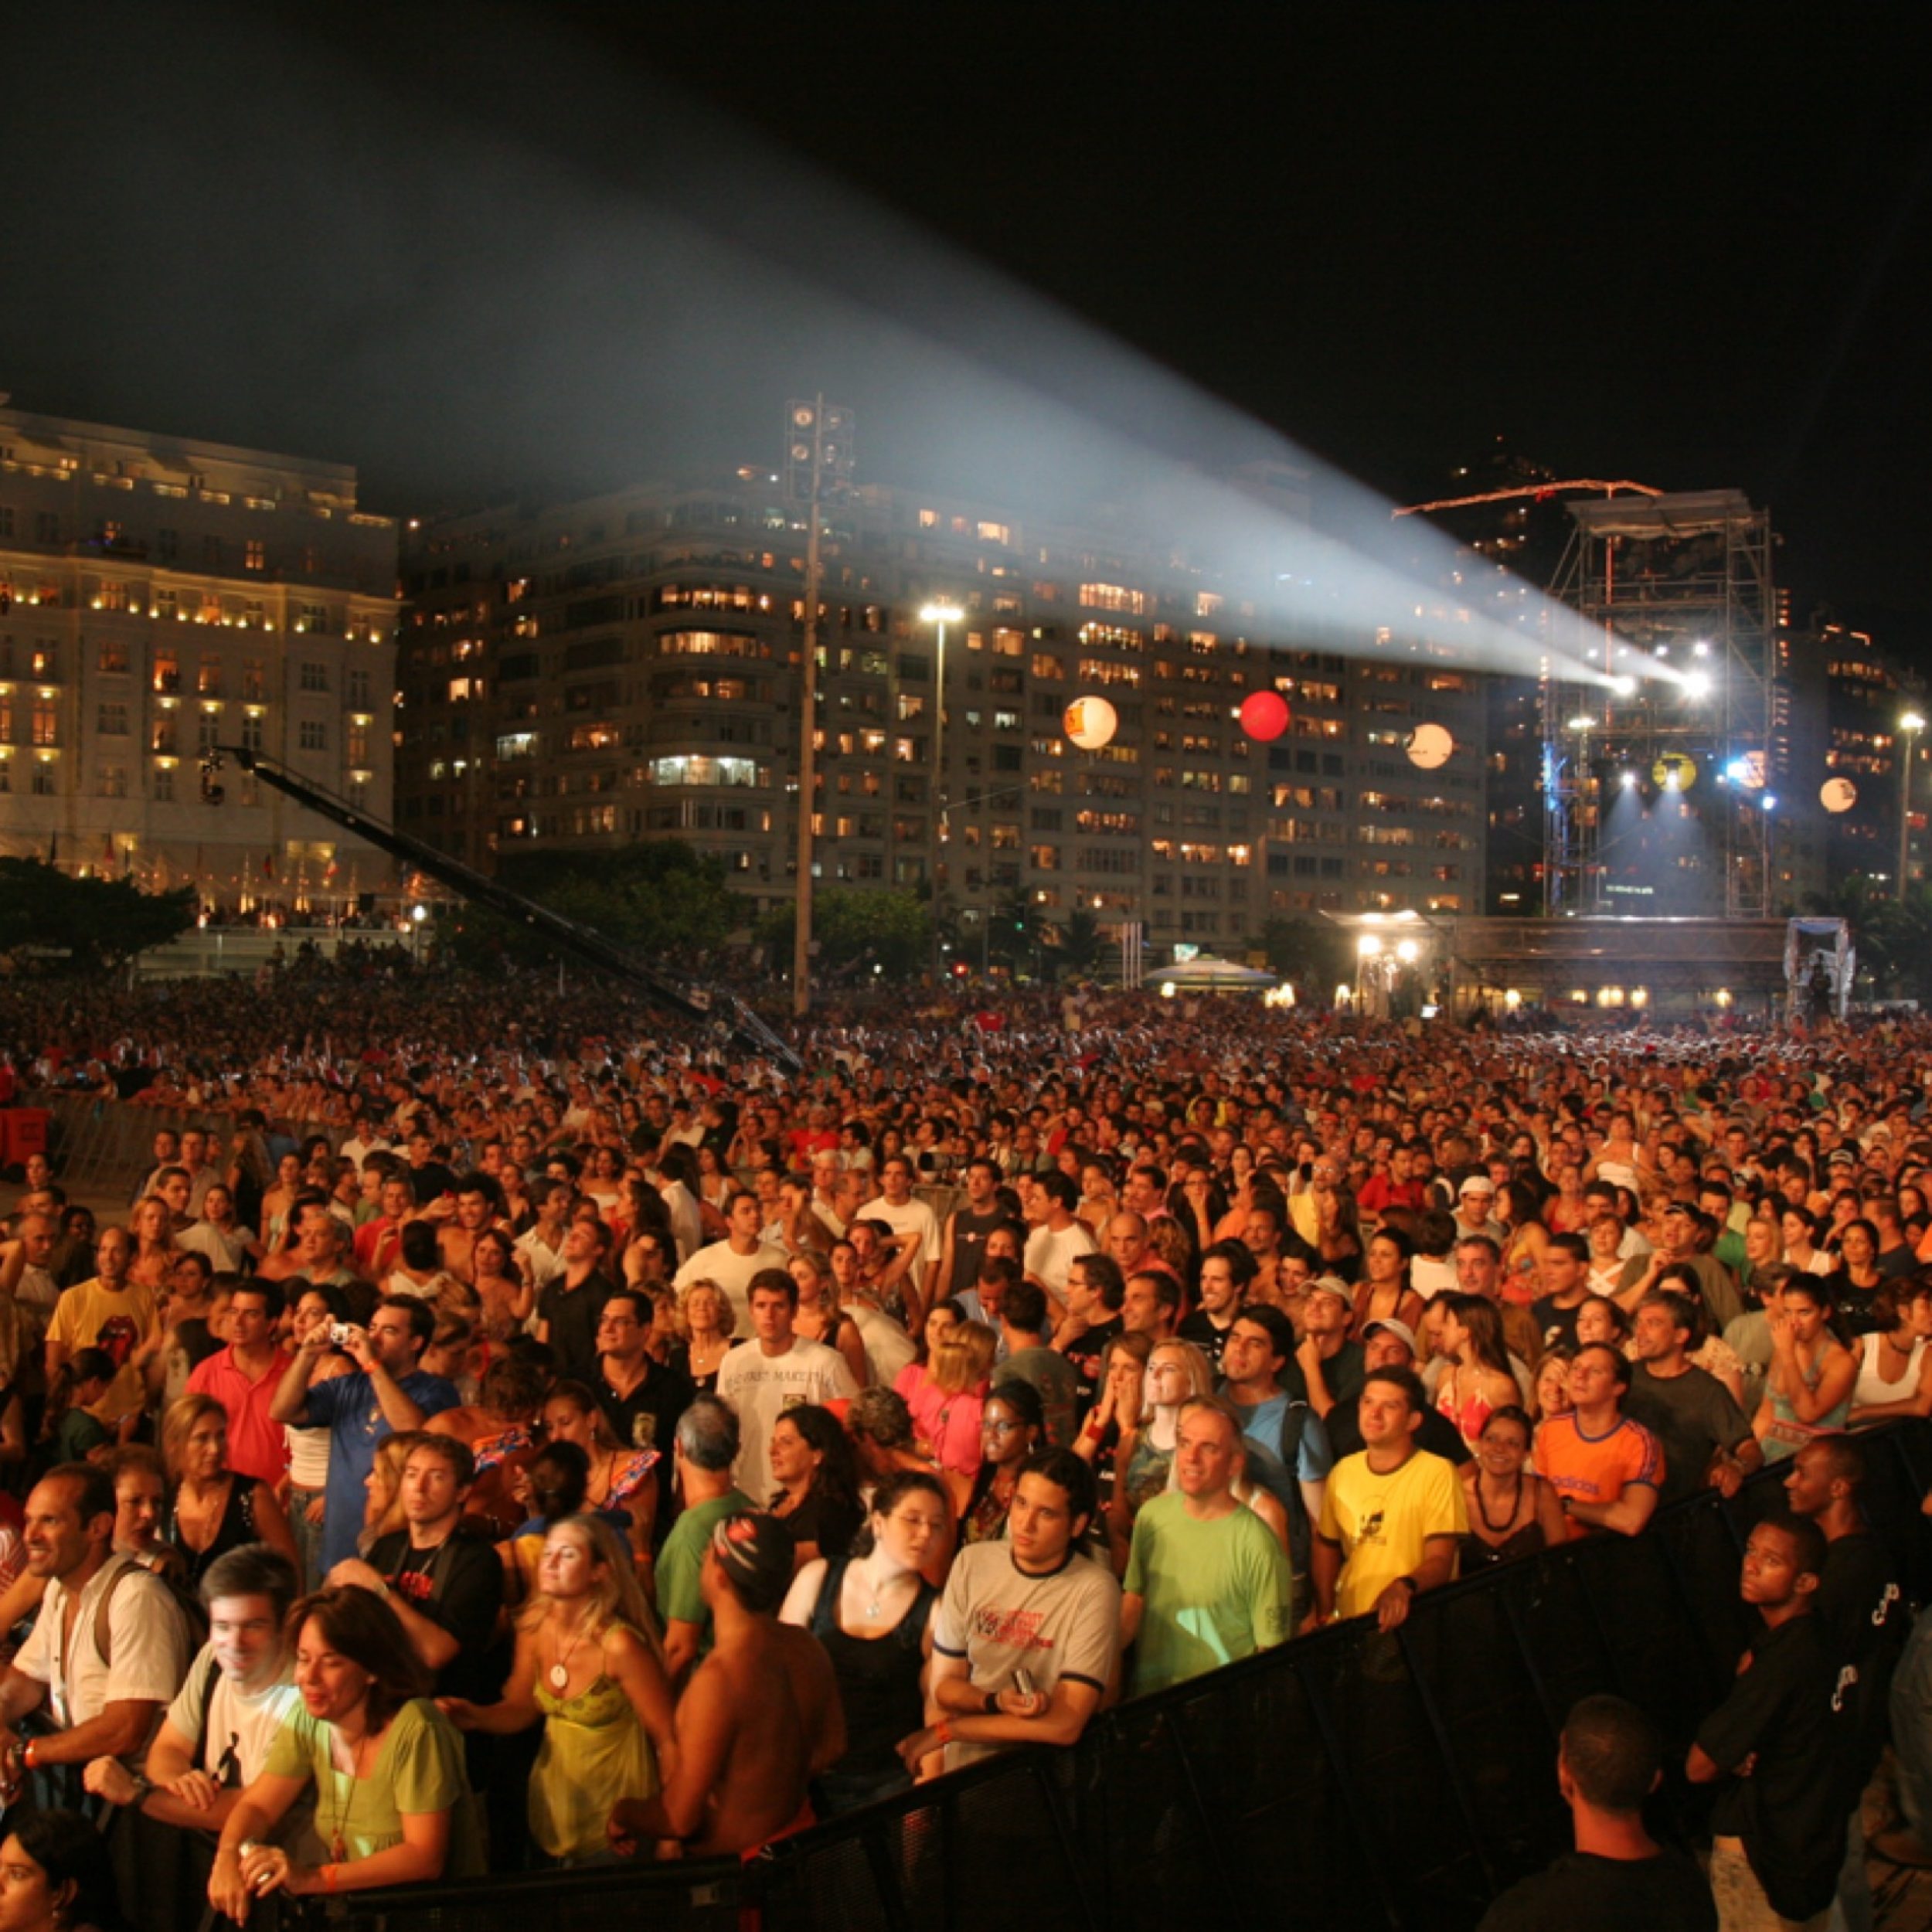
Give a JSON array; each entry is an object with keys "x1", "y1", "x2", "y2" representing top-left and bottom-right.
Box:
[{"x1": 86, "y1": 1558, "x2": 141, "y2": 1674}]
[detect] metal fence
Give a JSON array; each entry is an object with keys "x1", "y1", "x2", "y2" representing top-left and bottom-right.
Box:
[
  {"x1": 31, "y1": 1094, "x2": 338, "y2": 1196},
  {"x1": 299, "y1": 1422, "x2": 1932, "y2": 1932}
]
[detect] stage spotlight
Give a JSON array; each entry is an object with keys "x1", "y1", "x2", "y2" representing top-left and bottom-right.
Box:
[
  {"x1": 1682, "y1": 670, "x2": 1714, "y2": 699},
  {"x1": 1619, "y1": 770, "x2": 1637, "y2": 788}
]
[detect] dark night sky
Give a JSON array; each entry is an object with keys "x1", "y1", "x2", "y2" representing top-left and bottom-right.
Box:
[{"x1": 4, "y1": 5, "x2": 1929, "y2": 652}]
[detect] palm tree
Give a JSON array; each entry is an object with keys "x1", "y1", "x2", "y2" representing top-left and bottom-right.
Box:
[{"x1": 1047, "y1": 906, "x2": 1109, "y2": 981}]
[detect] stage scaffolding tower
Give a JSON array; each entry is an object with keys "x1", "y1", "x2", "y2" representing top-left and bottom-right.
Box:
[{"x1": 1541, "y1": 490, "x2": 1779, "y2": 920}]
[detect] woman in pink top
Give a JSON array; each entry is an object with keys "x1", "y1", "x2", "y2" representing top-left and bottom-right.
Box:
[{"x1": 893, "y1": 1316, "x2": 996, "y2": 1479}]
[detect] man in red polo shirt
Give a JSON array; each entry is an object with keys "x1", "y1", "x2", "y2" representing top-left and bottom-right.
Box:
[{"x1": 185, "y1": 1277, "x2": 291, "y2": 1485}]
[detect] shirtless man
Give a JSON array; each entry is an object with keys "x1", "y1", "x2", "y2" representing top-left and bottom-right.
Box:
[
  {"x1": 607, "y1": 1512, "x2": 842, "y2": 1859},
  {"x1": 434, "y1": 1179, "x2": 502, "y2": 1287}
]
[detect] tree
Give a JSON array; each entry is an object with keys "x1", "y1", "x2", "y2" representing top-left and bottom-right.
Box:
[
  {"x1": 1250, "y1": 913, "x2": 1349, "y2": 996},
  {"x1": 1046, "y1": 906, "x2": 1109, "y2": 981},
  {"x1": 441, "y1": 840, "x2": 746, "y2": 971},
  {"x1": 1863, "y1": 881, "x2": 1932, "y2": 1005},
  {"x1": 757, "y1": 888, "x2": 932, "y2": 982},
  {"x1": 0, "y1": 859, "x2": 197, "y2": 974}
]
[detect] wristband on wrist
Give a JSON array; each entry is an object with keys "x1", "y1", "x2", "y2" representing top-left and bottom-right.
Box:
[
  {"x1": 983, "y1": 1692, "x2": 1000, "y2": 1715},
  {"x1": 324, "y1": 1863, "x2": 339, "y2": 1894},
  {"x1": 934, "y1": 1719, "x2": 954, "y2": 1746},
  {"x1": 21, "y1": 1740, "x2": 38, "y2": 1771}
]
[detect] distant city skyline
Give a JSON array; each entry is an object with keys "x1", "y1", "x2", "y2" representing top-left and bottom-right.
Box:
[{"x1": 3, "y1": 7, "x2": 1926, "y2": 656}]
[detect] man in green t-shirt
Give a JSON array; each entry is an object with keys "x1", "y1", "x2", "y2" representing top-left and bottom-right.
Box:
[
  {"x1": 657, "y1": 1396, "x2": 753, "y2": 1684},
  {"x1": 1122, "y1": 1395, "x2": 1292, "y2": 1696}
]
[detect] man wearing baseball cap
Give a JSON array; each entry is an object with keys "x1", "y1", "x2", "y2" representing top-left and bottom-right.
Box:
[
  {"x1": 1453, "y1": 1175, "x2": 1504, "y2": 1244},
  {"x1": 1326, "y1": 1316, "x2": 1471, "y2": 1466},
  {"x1": 1286, "y1": 1276, "x2": 1365, "y2": 1424}
]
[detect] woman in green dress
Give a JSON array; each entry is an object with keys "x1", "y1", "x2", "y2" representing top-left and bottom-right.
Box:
[
  {"x1": 209, "y1": 1585, "x2": 481, "y2": 1915},
  {"x1": 440, "y1": 1513, "x2": 677, "y2": 1864}
]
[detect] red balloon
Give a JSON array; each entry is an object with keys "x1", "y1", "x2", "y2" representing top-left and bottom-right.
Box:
[{"x1": 1240, "y1": 689, "x2": 1291, "y2": 742}]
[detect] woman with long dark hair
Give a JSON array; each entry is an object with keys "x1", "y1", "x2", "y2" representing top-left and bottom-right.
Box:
[
  {"x1": 766, "y1": 1404, "x2": 864, "y2": 1570},
  {"x1": 958, "y1": 1379, "x2": 1046, "y2": 1546},
  {"x1": 1433, "y1": 1294, "x2": 1519, "y2": 1454},
  {"x1": 779, "y1": 1469, "x2": 948, "y2": 1814}
]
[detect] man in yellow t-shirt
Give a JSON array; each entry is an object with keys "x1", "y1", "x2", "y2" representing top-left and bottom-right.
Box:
[
  {"x1": 44, "y1": 1226, "x2": 162, "y2": 1439},
  {"x1": 1312, "y1": 1366, "x2": 1466, "y2": 1631}
]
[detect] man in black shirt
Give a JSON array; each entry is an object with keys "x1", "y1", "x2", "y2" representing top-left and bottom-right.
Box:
[
  {"x1": 537, "y1": 1216, "x2": 620, "y2": 1383},
  {"x1": 938, "y1": 1159, "x2": 1016, "y2": 1303},
  {"x1": 1689, "y1": 1512, "x2": 1852, "y2": 1928},
  {"x1": 1624, "y1": 1291, "x2": 1761, "y2": 1506},
  {"x1": 594, "y1": 1287, "x2": 692, "y2": 1526},
  {"x1": 1479, "y1": 1694, "x2": 1713, "y2": 1930},
  {"x1": 1530, "y1": 1233, "x2": 1593, "y2": 1358},
  {"x1": 331, "y1": 1434, "x2": 505, "y2": 1702},
  {"x1": 1784, "y1": 1435, "x2": 1910, "y2": 1903},
  {"x1": 1176, "y1": 1240, "x2": 1253, "y2": 1372},
  {"x1": 1325, "y1": 1320, "x2": 1469, "y2": 1466},
  {"x1": 1056, "y1": 1253, "x2": 1124, "y2": 1420}
]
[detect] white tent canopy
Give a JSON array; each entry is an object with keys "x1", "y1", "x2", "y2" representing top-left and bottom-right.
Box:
[{"x1": 1155, "y1": 956, "x2": 1277, "y2": 988}]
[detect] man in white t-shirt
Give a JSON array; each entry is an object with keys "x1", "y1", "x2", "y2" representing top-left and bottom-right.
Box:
[
  {"x1": 903, "y1": 1450, "x2": 1121, "y2": 1773},
  {"x1": 867, "y1": 1158, "x2": 942, "y2": 1305},
  {"x1": 1023, "y1": 1172, "x2": 1098, "y2": 1302},
  {"x1": 83, "y1": 1542, "x2": 315, "y2": 1853},
  {"x1": 0, "y1": 1464, "x2": 192, "y2": 1787},
  {"x1": 714, "y1": 1270, "x2": 857, "y2": 1496},
  {"x1": 674, "y1": 1192, "x2": 791, "y2": 1330}
]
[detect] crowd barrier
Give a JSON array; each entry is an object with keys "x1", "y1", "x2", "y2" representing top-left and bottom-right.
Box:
[
  {"x1": 301, "y1": 1423, "x2": 1932, "y2": 1932},
  {"x1": 28, "y1": 1093, "x2": 339, "y2": 1195}
]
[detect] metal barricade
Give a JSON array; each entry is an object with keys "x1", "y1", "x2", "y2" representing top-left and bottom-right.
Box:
[{"x1": 292, "y1": 1423, "x2": 1932, "y2": 1932}]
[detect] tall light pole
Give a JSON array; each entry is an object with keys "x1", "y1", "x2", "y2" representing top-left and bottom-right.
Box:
[
  {"x1": 919, "y1": 599, "x2": 963, "y2": 978},
  {"x1": 1900, "y1": 709, "x2": 1926, "y2": 901},
  {"x1": 783, "y1": 399, "x2": 855, "y2": 1017}
]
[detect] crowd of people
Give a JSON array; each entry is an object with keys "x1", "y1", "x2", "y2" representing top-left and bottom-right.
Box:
[{"x1": 2, "y1": 966, "x2": 1932, "y2": 1929}]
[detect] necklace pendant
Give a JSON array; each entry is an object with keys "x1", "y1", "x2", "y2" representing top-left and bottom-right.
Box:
[
  {"x1": 332, "y1": 1831, "x2": 347, "y2": 1863},
  {"x1": 549, "y1": 1662, "x2": 571, "y2": 1690},
  {"x1": 864, "y1": 1599, "x2": 882, "y2": 1621}
]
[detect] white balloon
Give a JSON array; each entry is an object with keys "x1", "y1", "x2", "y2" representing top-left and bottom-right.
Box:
[
  {"x1": 1406, "y1": 721, "x2": 1453, "y2": 769},
  {"x1": 1064, "y1": 696, "x2": 1119, "y2": 751}
]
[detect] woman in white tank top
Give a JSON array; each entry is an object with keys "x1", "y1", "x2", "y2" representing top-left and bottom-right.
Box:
[{"x1": 1849, "y1": 1281, "x2": 1932, "y2": 1425}]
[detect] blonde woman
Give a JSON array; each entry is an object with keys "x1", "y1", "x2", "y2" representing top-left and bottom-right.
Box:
[
  {"x1": 788, "y1": 1250, "x2": 869, "y2": 1389},
  {"x1": 160, "y1": 1392, "x2": 298, "y2": 1585},
  {"x1": 361, "y1": 1430, "x2": 428, "y2": 1556},
  {"x1": 676, "y1": 1280, "x2": 736, "y2": 1395},
  {"x1": 906, "y1": 1321, "x2": 998, "y2": 1479},
  {"x1": 1105, "y1": 1338, "x2": 1213, "y2": 1573},
  {"x1": 128, "y1": 1195, "x2": 176, "y2": 1293},
  {"x1": 441, "y1": 1513, "x2": 677, "y2": 1864}
]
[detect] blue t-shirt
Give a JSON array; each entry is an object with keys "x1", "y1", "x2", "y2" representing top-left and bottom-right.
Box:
[
  {"x1": 301, "y1": 1369, "x2": 461, "y2": 1570},
  {"x1": 1228, "y1": 1390, "x2": 1334, "y2": 1577}
]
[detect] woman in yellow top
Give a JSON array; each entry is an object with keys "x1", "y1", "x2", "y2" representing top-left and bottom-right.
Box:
[
  {"x1": 441, "y1": 1513, "x2": 678, "y2": 1864},
  {"x1": 209, "y1": 1585, "x2": 481, "y2": 1914}
]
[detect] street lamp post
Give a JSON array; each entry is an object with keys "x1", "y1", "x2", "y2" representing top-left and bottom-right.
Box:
[
  {"x1": 1901, "y1": 711, "x2": 1926, "y2": 901},
  {"x1": 919, "y1": 600, "x2": 963, "y2": 977}
]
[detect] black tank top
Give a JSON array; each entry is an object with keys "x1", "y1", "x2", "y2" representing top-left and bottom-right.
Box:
[{"x1": 808, "y1": 1556, "x2": 937, "y2": 1776}]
